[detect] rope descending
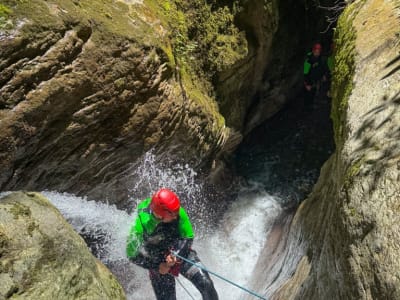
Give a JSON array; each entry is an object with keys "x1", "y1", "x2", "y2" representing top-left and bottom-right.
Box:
[{"x1": 171, "y1": 251, "x2": 267, "y2": 300}]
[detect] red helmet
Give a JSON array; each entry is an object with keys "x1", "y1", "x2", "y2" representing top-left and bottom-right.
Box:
[
  {"x1": 150, "y1": 188, "x2": 180, "y2": 218},
  {"x1": 312, "y1": 43, "x2": 322, "y2": 51}
]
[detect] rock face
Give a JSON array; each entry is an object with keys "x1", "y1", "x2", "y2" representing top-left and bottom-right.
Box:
[
  {"x1": 246, "y1": 0, "x2": 400, "y2": 299},
  {"x1": 0, "y1": 192, "x2": 125, "y2": 299},
  {"x1": 0, "y1": 0, "x2": 239, "y2": 203}
]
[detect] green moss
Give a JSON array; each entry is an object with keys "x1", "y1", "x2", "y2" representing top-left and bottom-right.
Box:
[
  {"x1": 179, "y1": 66, "x2": 225, "y2": 128},
  {"x1": 27, "y1": 221, "x2": 39, "y2": 236},
  {"x1": 9, "y1": 202, "x2": 31, "y2": 219},
  {"x1": 0, "y1": 3, "x2": 12, "y2": 29},
  {"x1": 4, "y1": 0, "x2": 157, "y2": 44},
  {"x1": 0, "y1": 226, "x2": 10, "y2": 255},
  {"x1": 0, "y1": 4, "x2": 11, "y2": 18},
  {"x1": 114, "y1": 78, "x2": 126, "y2": 90},
  {"x1": 344, "y1": 156, "x2": 365, "y2": 186},
  {"x1": 347, "y1": 206, "x2": 363, "y2": 222},
  {"x1": 348, "y1": 159, "x2": 362, "y2": 178},
  {"x1": 142, "y1": 0, "x2": 237, "y2": 131},
  {"x1": 330, "y1": 2, "x2": 359, "y2": 147},
  {"x1": 145, "y1": 0, "x2": 247, "y2": 77}
]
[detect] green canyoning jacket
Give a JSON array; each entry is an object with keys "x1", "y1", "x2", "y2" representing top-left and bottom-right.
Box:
[
  {"x1": 126, "y1": 198, "x2": 194, "y2": 269},
  {"x1": 303, "y1": 52, "x2": 328, "y2": 85}
]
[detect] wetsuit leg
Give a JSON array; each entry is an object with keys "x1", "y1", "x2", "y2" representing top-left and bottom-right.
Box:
[
  {"x1": 149, "y1": 270, "x2": 176, "y2": 300},
  {"x1": 180, "y1": 250, "x2": 219, "y2": 300},
  {"x1": 304, "y1": 86, "x2": 316, "y2": 111}
]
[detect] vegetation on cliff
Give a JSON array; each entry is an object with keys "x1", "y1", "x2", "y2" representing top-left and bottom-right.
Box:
[{"x1": 330, "y1": 0, "x2": 357, "y2": 147}]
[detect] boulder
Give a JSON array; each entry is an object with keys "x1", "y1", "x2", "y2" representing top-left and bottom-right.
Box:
[{"x1": 0, "y1": 191, "x2": 125, "y2": 300}]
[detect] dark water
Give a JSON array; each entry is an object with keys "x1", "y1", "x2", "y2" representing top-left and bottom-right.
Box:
[{"x1": 234, "y1": 92, "x2": 335, "y2": 209}]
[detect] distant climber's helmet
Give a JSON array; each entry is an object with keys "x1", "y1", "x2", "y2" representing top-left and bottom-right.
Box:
[
  {"x1": 312, "y1": 43, "x2": 322, "y2": 51},
  {"x1": 150, "y1": 188, "x2": 180, "y2": 219}
]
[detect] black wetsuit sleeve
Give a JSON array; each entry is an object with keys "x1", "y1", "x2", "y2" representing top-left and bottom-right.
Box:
[
  {"x1": 129, "y1": 247, "x2": 163, "y2": 270},
  {"x1": 304, "y1": 55, "x2": 312, "y2": 86}
]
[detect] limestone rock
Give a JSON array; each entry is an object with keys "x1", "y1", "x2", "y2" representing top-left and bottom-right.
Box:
[
  {"x1": 246, "y1": 0, "x2": 400, "y2": 299},
  {"x1": 0, "y1": 191, "x2": 125, "y2": 300}
]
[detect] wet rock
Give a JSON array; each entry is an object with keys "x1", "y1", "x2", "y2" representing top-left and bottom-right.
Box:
[{"x1": 0, "y1": 191, "x2": 125, "y2": 299}]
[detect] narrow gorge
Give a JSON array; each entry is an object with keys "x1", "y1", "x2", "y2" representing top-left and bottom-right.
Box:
[{"x1": 1, "y1": 0, "x2": 399, "y2": 299}]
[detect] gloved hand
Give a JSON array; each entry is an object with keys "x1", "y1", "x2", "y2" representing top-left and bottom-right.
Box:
[
  {"x1": 158, "y1": 254, "x2": 177, "y2": 274},
  {"x1": 165, "y1": 254, "x2": 177, "y2": 267},
  {"x1": 159, "y1": 262, "x2": 170, "y2": 274}
]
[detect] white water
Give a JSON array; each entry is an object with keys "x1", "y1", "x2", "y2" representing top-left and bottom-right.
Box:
[{"x1": 4, "y1": 152, "x2": 283, "y2": 299}]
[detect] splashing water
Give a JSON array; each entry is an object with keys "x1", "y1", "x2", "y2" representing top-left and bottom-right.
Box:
[
  {"x1": 41, "y1": 191, "x2": 132, "y2": 263},
  {"x1": 127, "y1": 151, "x2": 201, "y2": 201},
  {"x1": 124, "y1": 151, "x2": 222, "y2": 236}
]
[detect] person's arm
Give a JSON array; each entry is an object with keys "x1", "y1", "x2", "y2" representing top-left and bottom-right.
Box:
[
  {"x1": 126, "y1": 216, "x2": 160, "y2": 269},
  {"x1": 304, "y1": 57, "x2": 312, "y2": 88}
]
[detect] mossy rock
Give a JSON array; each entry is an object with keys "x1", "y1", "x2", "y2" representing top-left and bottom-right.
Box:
[
  {"x1": 330, "y1": 1, "x2": 359, "y2": 148},
  {"x1": 0, "y1": 192, "x2": 126, "y2": 300},
  {"x1": 0, "y1": 3, "x2": 12, "y2": 29}
]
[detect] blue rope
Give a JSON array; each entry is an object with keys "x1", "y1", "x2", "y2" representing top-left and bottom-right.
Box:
[{"x1": 171, "y1": 251, "x2": 267, "y2": 300}]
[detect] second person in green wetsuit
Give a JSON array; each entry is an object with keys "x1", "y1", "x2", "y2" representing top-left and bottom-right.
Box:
[
  {"x1": 127, "y1": 188, "x2": 219, "y2": 300},
  {"x1": 303, "y1": 43, "x2": 328, "y2": 110}
]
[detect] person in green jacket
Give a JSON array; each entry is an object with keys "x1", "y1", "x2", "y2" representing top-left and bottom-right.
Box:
[
  {"x1": 303, "y1": 43, "x2": 328, "y2": 110},
  {"x1": 127, "y1": 188, "x2": 218, "y2": 300}
]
